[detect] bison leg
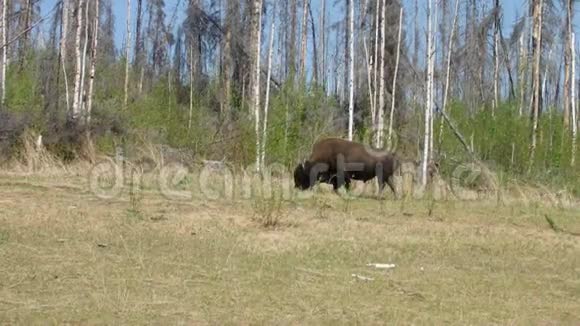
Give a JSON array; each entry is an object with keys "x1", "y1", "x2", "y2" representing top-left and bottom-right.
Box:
[
  {"x1": 386, "y1": 176, "x2": 397, "y2": 197},
  {"x1": 330, "y1": 174, "x2": 350, "y2": 192},
  {"x1": 378, "y1": 177, "x2": 397, "y2": 198}
]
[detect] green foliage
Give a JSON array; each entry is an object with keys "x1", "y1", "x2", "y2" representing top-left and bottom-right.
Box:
[
  {"x1": 436, "y1": 101, "x2": 580, "y2": 195},
  {"x1": 5, "y1": 64, "x2": 43, "y2": 124},
  {"x1": 2, "y1": 49, "x2": 577, "y2": 196},
  {"x1": 265, "y1": 82, "x2": 341, "y2": 167}
]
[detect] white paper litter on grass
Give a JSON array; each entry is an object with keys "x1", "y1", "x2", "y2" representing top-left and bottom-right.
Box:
[
  {"x1": 351, "y1": 274, "x2": 375, "y2": 281},
  {"x1": 367, "y1": 263, "x2": 396, "y2": 269}
]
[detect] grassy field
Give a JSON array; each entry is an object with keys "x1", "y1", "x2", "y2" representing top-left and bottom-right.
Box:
[{"x1": 0, "y1": 170, "x2": 579, "y2": 325}]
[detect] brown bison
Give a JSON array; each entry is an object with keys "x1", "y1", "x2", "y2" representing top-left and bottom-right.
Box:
[{"x1": 293, "y1": 138, "x2": 398, "y2": 195}]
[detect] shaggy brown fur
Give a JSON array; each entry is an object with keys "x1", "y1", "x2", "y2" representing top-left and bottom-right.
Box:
[{"x1": 294, "y1": 138, "x2": 398, "y2": 194}]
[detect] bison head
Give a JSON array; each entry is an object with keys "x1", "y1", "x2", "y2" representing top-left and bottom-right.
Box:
[{"x1": 293, "y1": 162, "x2": 311, "y2": 190}]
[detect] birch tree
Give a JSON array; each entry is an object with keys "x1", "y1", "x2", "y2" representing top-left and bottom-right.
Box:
[
  {"x1": 79, "y1": 1, "x2": 90, "y2": 115},
  {"x1": 438, "y1": 0, "x2": 460, "y2": 147},
  {"x1": 422, "y1": 0, "x2": 434, "y2": 186},
  {"x1": 529, "y1": 0, "x2": 543, "y2": 170},
  {"x1": 492, "y1": 0, "x2": 500, "y2": 114},
  {"x1": 86, "y1": 0, "x2": 99, "y2": 124},
  {"x1": 564, "y1": 0, "x2": 573, "y2": 129},
  {"x1": 261, "y1": 17, "x2": 276, "y2": 170},
  {"x1": 571, "y1": 32, "x2": 577, "y2": 166},
  {"x1": 71, "y1": 0, "x2": 85, "y2": 121},
  {"x1": 518, "y1": 18, "x2": 528, "y2": 116},
  {"x1": 387, "y1": 8, "x2": 403, "y2": 149},
  {"x1": 189, "y1": 44, "x2": 193, "y2": 130},
  {"x1": 428, "y1": 3, "x2": 437, "y2": 157},
  {"x1": 123, "y1": 0, "x2": 131, "y2": 110},
  {"x1": 371, "y1": 0, "x2": 380, "y2": 125},
  {"x1": 1, "y1": 0, "x2": 8, "y2": 107},
  {"x1": 375, "y1": 0, "x2": 386, "y2": 148},
  {"x1": 250, "y1": 0, "x2": 263, "y2": 171},
  {"x1": 347, "y1": 0, "x2": 354, "y2": 141},
  {"x1": 319, "y1": 0, "x2": 326, "y2": 88}
]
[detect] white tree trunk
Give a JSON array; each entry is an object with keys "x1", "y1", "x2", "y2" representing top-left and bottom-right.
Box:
[
  {"x1": 372, "y1": 0, "x2": 380, "y2": 129},
  {"x1": 79, "y1": 0, "x2": 90, "y2": 118},
  {"x1": 492, "y1": 0, "x2": 500, "y2": 115},
  {"x1": 564, "y1": 0, "x2": 573, "y2": 129},
  {"x1": 1, "y1": 0, "x2": 8, "y2": 106},
  {"x1": 428, "y1": 3, "x2": 437, "y2": 157},
  {"x1": 518, "y1": 23, "x2": 527, "y2": 117},
  {"x1": 71, "y1": 0, "x2": 85, "y2": 121},
  {"x1": 320, "y1": 0, "x2": 326, "y2": 88},
  {"x1": 60, "y1": 0, "x2": 71, "y2": 112},
  {"x1": 86, "y1": 0, "x2": 100, "y2": 125},
  {"x1": 252, "y1": 0, "x2": 263, "y2": 171},
  {"x1": 347, "y1": 0, "x2": 355, "y2": 141},
  {"x1": 189, "y1": 45, "x2": 193, "y2": 130},
  {"x1": 422, "y1": 0, "x2": 434, "y2": 186},
  {"x1": 375, "y1": 0, "x2": 386, "y2": 147},
  {"x1": 387, "y1": 8, "x2": 403, "y2": 149},
  {"x1": 438, "y1": 0, "x2": 460, "y2": 147},
  {"x1": 123, "y1": 0, "x2": 131, "y2": 110},
  {"x1": 261, "y1": 19, "x2": 275, "y2": 169},
  {"x1": 571, "y1": 32, "x2": 577, "y2": 166},
  {"x1": 529, "y1": 0, "x2": 543, "y2": 170},
  {"x1": 363, "y1": 37, "x2": 374, "y2": 125}
]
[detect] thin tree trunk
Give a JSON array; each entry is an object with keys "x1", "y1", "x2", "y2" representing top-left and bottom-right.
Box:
[
  {"x1": 60, "y1": 0, "x2": 70, "y2": 112},
  {"x1": 428, "y1": 3, "x2": 437, "y2": 157},
  {"x1": 372, "y1": 0, "x2": 380, "y2": 130},
  {"x1": 86, "y1": 0, "x2": 99, "y2": 125},
  {"x1": 189, "y1": 44, "x2": 193, "y2": 131},
  {"x1": 413, "y1": 0, "x2": 419, "y2": 106},
  {"x1": 123, "y1": 0, "x2": 131, "y2": 110},
  {"x1": 1, "y1": 0, "x2": 7, "y2": 106},
  {"x1": 221, "y1": 0, "x2": 233, "y2": 119},
  {"x1": 529, "y1": 0, "x2": 543, "y2": 171},
  {"x1": 541, "y1": 48, "x2": 552, "y2": 111},
  {"x1": 375, "y1": 0, "x2": 386, "y2": 147},
  {"x1": 422, "y1": 0, "x2": 434, "y2": 186},
  {"x1": 251, "y1": 0, "x2": 263, "y2": 171},
  {"x1": 308, "y1": 3, "x2": 318, "y2": 85},
  {"x1": 18, "y1": 0, "x2": 31, "y2": 69},
  {"x1": 320, "y1": 0, "x2": 326, "y2": 89},
  {"x1": 492, "y1": 0, "x2": 500, "y2": 115},
  {"x1": 518, "y1": 22, "x2": 527, "y2": 116},
  {"x1": 134, "y1": 0, "x2": 143, "y2": 62},
  {"x1": 261, "y1": 18, "x2": 275, "y2": 169},
  {"x1": 438, "y1": 0, "x2": 460, "y2": 148},
  {"x1": 499, "y1": 23, "x2": 516, "y2": 100},
  {"x1": 299, "y1": 0, "x2": 308, "y2": 82},
  {"x1": 571, "y1": 32, "x2": 577, "y2": 166},
  {"x1": 288, "y1": 0, "x2": 297, "y2": 82},
  {"x1": 387, "y1": 8, "x2": 403, "y2": 149},
  {"x1": 363, "y1": 38, "x2": 374, "y2": 129},
  {"x1": 564, "y1": 0, "x2": 573, "y2": 129},
  {"x1": 79, "y1": 0, "x2": 90, "y2": 117},
  {"x1": 71, "y1": 0, "x2": 85, "y2": 121},
  {"x1": 347, "y1": 0, "x2": 354, "y2": 140}
]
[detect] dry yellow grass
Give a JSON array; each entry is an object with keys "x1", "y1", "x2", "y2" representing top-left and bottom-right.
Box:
[{"x1": 0, "y1": 171, "x2": 579, "y2": 325}]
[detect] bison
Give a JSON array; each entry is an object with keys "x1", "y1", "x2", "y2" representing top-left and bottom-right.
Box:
[{"x1": 293, "y1": 138, "x2": 398, "y2": 195}]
